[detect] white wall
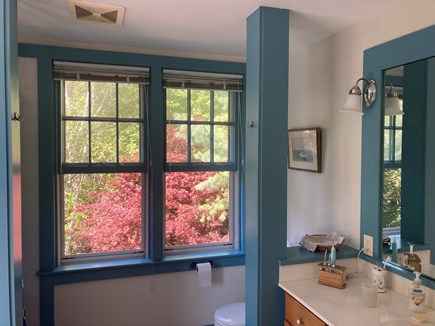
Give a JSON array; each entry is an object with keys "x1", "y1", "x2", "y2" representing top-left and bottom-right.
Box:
[
  {"x1": 55, "y1": 266, "x2": 245, "y2": 326},
  {"x1": 287, "y1": 1, "x2": 435, "y2": 248},
  {"x1": 19, "y1": 58, "x2": 245, "y2": 326},
  {"x1": 20, "y1": 57, "x2": 40, "y2": 326}
]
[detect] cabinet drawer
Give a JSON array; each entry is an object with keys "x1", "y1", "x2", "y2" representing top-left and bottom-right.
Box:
[{"x1": 285, "y1": 293, "x2": 327, "y2": 326}]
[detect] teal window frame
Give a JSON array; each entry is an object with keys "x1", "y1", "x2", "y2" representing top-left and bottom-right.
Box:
[
  {"x1": 163, "y1": 86, "x2": 241, "y2": 254},
  {"x1": 56, "y1": 75, "x2": 149, "y2": 263}
]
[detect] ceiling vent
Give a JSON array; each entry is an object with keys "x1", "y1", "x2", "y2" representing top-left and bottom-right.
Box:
[{"x1": 67, "y1": 1, "x2": 125, "y2": 26}]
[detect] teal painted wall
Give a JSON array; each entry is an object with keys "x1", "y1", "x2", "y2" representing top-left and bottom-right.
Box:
[
  {"x1": 401, "y1": 61, "x2": 427, "y2": 243},
  {"x1": 245, "y1": 7, "x2": 289, "y2": 325}
]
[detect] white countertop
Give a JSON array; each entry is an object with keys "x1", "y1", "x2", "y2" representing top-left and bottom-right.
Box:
[{"x1": 279, "y1": 277, "x2": 435, "y2": 326}]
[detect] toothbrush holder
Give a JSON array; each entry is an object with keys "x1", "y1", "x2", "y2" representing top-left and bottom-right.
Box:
[{"x1": 372, "y1": 267, "x2": 387, "y2": 293}]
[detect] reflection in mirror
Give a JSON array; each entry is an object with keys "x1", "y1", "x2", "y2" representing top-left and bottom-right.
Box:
[{"x1": 382, "y1": 61, "x2": 435, "y2": 280}]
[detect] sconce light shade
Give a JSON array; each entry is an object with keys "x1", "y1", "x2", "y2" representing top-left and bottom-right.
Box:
[
  {"x1": 384, "y1": 81, "x2": 403, "y2": 116},
  {"x1": 343, "y1": 92, "x2": 364, "y2": 114},
  {"x1": 341, "y1": 78, "x2": 377, "y2": 114}
]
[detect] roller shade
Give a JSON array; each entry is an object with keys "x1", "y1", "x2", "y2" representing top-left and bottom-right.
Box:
[
  {"x1": 53, "y1": 61, "x2": 150, "y2": 84},
  {"x1": 163, "y1": 69, "x2": 243, "y2": 92}
]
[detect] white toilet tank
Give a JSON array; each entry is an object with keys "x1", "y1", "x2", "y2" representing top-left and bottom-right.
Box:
[{"x1": 214, "y1": 302, "x2": 245, "y2": 326}]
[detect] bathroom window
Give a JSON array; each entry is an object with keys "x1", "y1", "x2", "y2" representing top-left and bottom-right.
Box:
[
  {"x1": 55, "y1": 64, "x2": 243, "y2": 264},
  {"x1": 163, "y1": 70, "x2": 242, "y2": 253},
  {"x1": 383, "y1": 102, "x2": 403, "y2": 230},
  {"x1": 55, "y1": 62, "x2": 148, "y2": 262}
]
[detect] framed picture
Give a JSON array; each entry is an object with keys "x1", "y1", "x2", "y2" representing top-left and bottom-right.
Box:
[{"x1": 288, "y1": 128, "x2": 322, "y2": 173}]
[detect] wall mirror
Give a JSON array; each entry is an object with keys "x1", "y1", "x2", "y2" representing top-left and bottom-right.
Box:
[
  {"x1": 361, "y1": 25, "x2": 435, "y2": 288},
  {"x1": 381, "y1": 61, "x2": 435, "y2": 280}
]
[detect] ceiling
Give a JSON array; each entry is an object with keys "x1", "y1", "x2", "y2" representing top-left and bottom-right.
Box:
[{"x1": 17, "y1": 0, "x2": 398, "y2": 62}]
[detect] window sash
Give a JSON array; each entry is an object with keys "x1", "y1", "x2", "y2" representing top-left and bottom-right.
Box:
[
  {"x1": 165, "y1": 89, "x2": 239, "y2": 169},
  {"x1": 59, "y1": 172, "x2": 147, "y2": 263},
  {"x1": 59, "y1": 80, "x2": 147, "y2": 171},
  {"x1": 163, "y1": 171, "x2": 238, "y2": 253}
]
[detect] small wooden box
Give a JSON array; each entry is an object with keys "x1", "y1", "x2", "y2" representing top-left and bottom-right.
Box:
[{"x1": 318, "y1": 262, "x2": 347, "y2": 289}]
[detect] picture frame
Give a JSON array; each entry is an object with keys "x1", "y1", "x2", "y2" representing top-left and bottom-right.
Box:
[{"x1": 288, "y1": 127, "x2": 322, "y2": 173}]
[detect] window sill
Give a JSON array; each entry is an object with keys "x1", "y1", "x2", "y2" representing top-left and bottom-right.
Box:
[
  {"x1": 279, "y1": 245, "x2": 359, "y2": 266},
  {"x1": 37, "y1": 250, "x2": 245, "y2": 284}
]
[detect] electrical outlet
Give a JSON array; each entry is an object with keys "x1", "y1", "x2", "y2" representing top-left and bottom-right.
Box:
[{"x1": 364, "y1": 234, "x2": 373, "y2": 257}]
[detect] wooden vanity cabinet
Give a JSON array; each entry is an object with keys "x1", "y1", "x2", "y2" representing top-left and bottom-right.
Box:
[{"x1": 284, "y1": 293, "x2": 328, "y2": 326}]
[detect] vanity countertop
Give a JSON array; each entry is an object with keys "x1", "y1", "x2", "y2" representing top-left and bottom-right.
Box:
[{"x1": 279, "y1": 277, "x2": 435, "y2": 325}]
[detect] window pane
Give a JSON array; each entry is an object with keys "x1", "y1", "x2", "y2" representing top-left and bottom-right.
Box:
[
  {"x1": 91, "y1": 122, "x2": 116, "y2": 163},
  {"x1": 64, "y1": 121, "x2": 89, "y2": 163},
  {"x1": 214, "y1": 125, "x2": 229, "y2": 162},
  {"x1": 191, "y1": 125, "x2": 210, "y2": 162},
  {"x1": 91, "y1": 82, "x2": 116, "y2": 118},
  {"x1": 63, "y1": 173, "x2": 143, "y2": 255},
  {"x1": 119, "y1": 83, "x2": 140, "y2": 119},
  {"x1": 214, "y1": 91, "x2": 230, "y2": 122},
  {"x1": 119, "y1": 123, "x2": 140, "y2": 162},
  {"x1": 64, "y1": 81, "x2": 89, "y2": 117},
  {"x1": 167, "y1": 124, "x2": 187, "y2": 162},
  {"x1": 384, "y1": 130, "x2": 391, "y2": 161},
  {"x1": 395, "y1": 130, "x2": 402, "y2": 161},
  {"x1": 165, "y1": 171, "x2": 230, "y2": 246},
  {"x1": 396, "y1": 111, "x2": 403, "y2": 127},
  {"x1": 167, "y1": 89, "x2": 187, "y2": 120},
  {"x1": 191, "y1": 90, "x2": 210, "y2": 121},
  {"x1": 382, "y1": 168, "x2": 401, "y2": 228}
]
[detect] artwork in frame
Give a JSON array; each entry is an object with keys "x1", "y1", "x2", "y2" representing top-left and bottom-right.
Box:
[{"x1": 287, "y1": 127, "x2": 322, "y2": 173}]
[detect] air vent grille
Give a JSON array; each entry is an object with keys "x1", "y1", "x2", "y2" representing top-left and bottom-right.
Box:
[{"x1": 68, "y1": 1, "x2": 125, "y2": 25}]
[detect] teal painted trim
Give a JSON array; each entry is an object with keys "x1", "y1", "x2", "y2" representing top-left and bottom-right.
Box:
[
  {"x1": 245, "y1": 7, "x2": 289, "y2": 326},
  {"x1": 361, "y1": 25, "x2": 435, "y2": 287},
  {"x1": 0, "y1": 1, "x2": 13, "y2": 324},
  {"x1": 18, "y1": 44, "x2": 244, "y2": 76},
  {"x1": 401, "y1": 61, "x2": 427, "y2": 243},
  {"x1": 39, "y1": 252, "x2": 244, "y2": 278},
  {"x1": 1, "y1": 0, "x2": 22, "y2": 325},
  {"x1": 425, "y1": 58, "x2": 435, "y2": 265},
  {"x1": 361, "y1": 52, "x2": 384, "y2": 260},
  {"x1": 279, "y1": 245, "x2": 359, "y2": 265},
  {"x1": 148, "y1": 64, "x2": 165, "y2": 261}
]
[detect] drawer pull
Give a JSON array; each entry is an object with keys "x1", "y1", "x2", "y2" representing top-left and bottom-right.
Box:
[{"x1": 297, "y1": 319, "x2": 303, "y2": 325}]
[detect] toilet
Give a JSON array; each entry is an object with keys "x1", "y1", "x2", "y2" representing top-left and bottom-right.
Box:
[{"x1": 214, "y1": 302, "x2": 245, "y2": 326}]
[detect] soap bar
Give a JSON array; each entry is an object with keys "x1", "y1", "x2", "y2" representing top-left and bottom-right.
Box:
[{"x1": 410, "y1": 314, "x2": 426, "y2": 323}]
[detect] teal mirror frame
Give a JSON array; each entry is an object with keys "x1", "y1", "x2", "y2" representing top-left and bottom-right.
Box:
[{"x1": 361, "y1": 24, "x2": 435, "y2": 288}]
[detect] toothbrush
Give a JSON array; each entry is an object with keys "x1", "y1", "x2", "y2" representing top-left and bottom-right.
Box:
[{"x1": 383, "y1": 256, "x2": 392, "y2": 270}]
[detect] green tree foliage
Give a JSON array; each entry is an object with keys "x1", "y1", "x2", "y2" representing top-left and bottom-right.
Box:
[
  {"x1": 382, "y1": 168, "x2": 401, "y2": 228},
  {"x1": 63, "y1": 83, "x2": 232, "y2": 254}
]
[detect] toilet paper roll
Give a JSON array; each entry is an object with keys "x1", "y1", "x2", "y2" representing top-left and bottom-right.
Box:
[{"x1": 196, "y1": 262, "x2": 212, "y2": 287}]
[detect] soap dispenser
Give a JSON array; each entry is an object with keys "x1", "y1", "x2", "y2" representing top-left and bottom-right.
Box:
[
  {"x1": 406, "y1": 243, "x2": 422, "y2": 272},
  {"x1": 409, "y1": 272, "x2": 426, "y2": 313}
]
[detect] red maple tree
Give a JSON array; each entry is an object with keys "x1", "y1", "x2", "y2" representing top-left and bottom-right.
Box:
[{"x1": 71, "y1": 126, "x2": 229, "y2": 253}]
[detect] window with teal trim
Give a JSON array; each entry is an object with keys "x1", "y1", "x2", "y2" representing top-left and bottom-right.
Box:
[
  {"x1": 383, "y1": 98, "x2": 403, "y2": 231},
  {"x1": 54, "y1": 63, "x2": 244, "y2": 264},
  {"x1": 55, "y1": 62, "x2": 149, "y2": 262},
  {"x1": 163, "y1": 70, "x2": 242, "y2": 253}
]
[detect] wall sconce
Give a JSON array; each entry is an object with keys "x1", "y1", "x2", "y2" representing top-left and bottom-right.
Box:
[
  {"x1": 341, "y1": 78, "x2": 377, "y2": 114},
  {"x1": 384, "y1": 81, "x2": 403, "y2": 116}
]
